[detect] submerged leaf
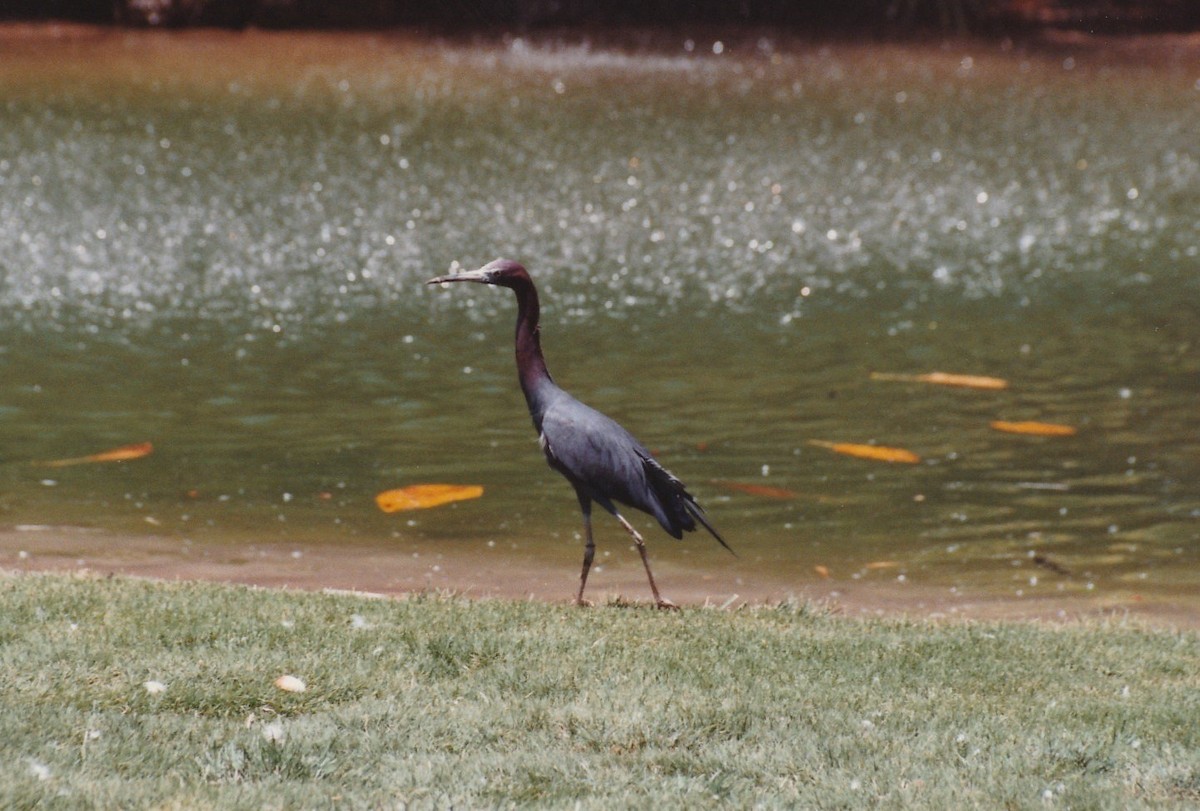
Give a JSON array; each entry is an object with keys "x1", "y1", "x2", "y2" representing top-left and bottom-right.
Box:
[
  {"x1": 375, "y1": 484, "x2": 484, "y2": 513},
  {"x1": 808, "y1": 440, "x2": 921, "y2": 464},
  {"x1": 871, "y1": 371, "x2": 1009, "y2": 390},
  {"x1": 990, "y1": 420, "x2": 1077, "y2": 437},
  {"x1": 714, "y1": 481, "x2": 799, "y2": 500},
  {"x1": 35, "y1": 441, "x2": 154, "y2": 468},
  {"x1": 813, "y1": 564, "x2": 831, "y2": 579}
]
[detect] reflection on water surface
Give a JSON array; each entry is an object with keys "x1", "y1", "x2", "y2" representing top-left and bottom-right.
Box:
[{"x1": 0, "y1": 28, "x2": 1197, "y2": 610}]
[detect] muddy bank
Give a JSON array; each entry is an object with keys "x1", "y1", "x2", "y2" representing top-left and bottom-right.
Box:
[{"x1": 3, "y1": 526, "x2": 1195, "y2": 629}]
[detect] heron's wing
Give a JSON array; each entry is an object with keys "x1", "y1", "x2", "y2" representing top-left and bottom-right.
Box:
[
  {"x1": 539, "y1": 398, "x2": 658, "y2": 515},
  {"x1": 540, "y1": 397, "x2": 733, "y2": 553}
]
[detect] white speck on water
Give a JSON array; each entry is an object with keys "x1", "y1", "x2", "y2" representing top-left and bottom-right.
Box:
[
  {"x1": 712, "y1": 41, "x2": 724, "y2": 55},
  {"x1": 976, "y1": 191, "x2": 988, "y2": 204},
  {"x1": 1127, "y1": 187, "x2": 1139, "y2": 200},
  {"x1": 761, "y1": 464, "x2": 770, "y2": 477},
  {"x1": 1118, "y1": 387, "x2": 1132, "y2": 399}
]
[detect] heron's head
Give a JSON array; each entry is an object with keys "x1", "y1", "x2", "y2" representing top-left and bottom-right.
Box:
[{"x1": 427, "y1": 258, "x2": 529, "y2": 288}]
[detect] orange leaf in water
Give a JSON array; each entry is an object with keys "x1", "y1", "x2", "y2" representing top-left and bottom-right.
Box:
[
  {"x1": 714, "y1": 480, "x2": 799, "y2": 500},
  {"x1": 36, "y1": 441, "x2": 154, "y2": 468},
  {"x1": 813, "y1": 564, "x2": 831, "y2": 579},
  {"x1": 990, "y1": 420, "x2": 1077, "y2": 437},
  {"x1": 865, "y1": 560, "x2": 900, "y2": 570},
  {"x1": 871, "y1": 371, "x2": 1009, "y2": 390},
  {"x1": 375, "y1": 484, "x2": 484, "y2": 513},
  {"x1": 808, "y1": 440, "x2": 921, "y2": 464}
]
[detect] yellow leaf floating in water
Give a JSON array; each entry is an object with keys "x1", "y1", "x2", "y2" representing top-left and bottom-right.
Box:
[
  {"x1": 990, "y1": 420, "x2": 1077, "y2": 437},
  {"x1": 870, "y1": 371, "x2": 1009, "y2": 390},
  {"x1": 35, "y1": 441, "x2": 154, "y2": 468},
  {"x1": 375, "y1": 484, "x2": 484, "y2": 513},
  {"x1": 808, "y1": 440, "x2": 921, "y2": 464}
]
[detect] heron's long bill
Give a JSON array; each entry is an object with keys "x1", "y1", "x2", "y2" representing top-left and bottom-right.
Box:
[{"x1": 426, "y1": 268, "x2": 492, "y2": 285}]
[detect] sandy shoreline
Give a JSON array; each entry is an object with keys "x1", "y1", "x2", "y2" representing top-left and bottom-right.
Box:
[{"x1": 2, "y1": 526, "x2": 1195, "y2": 629}]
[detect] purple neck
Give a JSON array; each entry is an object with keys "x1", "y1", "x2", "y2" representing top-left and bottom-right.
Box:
[{"x1": 510, "y1": 275, "x2": 557, "y2": 422}]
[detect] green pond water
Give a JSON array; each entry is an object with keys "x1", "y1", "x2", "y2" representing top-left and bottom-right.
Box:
[{"x1": 0, "y1": 29, "x2": 1197, "y2": 605}]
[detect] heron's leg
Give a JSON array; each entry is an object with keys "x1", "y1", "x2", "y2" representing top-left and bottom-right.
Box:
[
  {"x1": 614, "y1": 512, "x2": 679, "y2": 611},
  {"x1": 575, "y1": 494, "x2": 595, "y2": 607}
]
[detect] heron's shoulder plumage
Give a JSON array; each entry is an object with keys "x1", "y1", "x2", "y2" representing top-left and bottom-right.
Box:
[
  {"x1": 536, "y1": 391, "x2": 732, "y2": 552},
  {"x1": 539, "y1": 395, "x2": 649, "y2": 490}
]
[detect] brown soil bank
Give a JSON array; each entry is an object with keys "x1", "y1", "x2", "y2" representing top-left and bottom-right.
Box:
[{"x1": 3, "y1": 526, "x2": 1196, "y2": 629}]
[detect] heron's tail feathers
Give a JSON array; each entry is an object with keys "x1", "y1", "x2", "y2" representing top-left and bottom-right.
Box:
[
  {"x1": 686, "y1": 499, "x2": 735, "y2": 555},
  {"x1": 642, "y1": 454, "x2": 734, "y2": 555}
]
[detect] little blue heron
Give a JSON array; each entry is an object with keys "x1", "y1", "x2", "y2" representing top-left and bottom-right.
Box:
[{"x1": 427, "y1": 259, "x2": 732, "y2": 610}]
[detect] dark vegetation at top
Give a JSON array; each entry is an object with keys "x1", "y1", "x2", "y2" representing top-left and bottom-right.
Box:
[{"x1": 4, "y1": 0, "x2": 1199, "y2": 35}]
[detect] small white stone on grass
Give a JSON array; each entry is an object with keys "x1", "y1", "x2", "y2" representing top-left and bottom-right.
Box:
[
  {"x1": 143, "y1": 680, "x2": 167, "y2": 695},
  {"x1": 274, "y1": 674, "x2": 307, "y2": 693}
]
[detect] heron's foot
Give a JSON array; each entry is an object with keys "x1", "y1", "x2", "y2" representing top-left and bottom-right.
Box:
[{"x1": 655, "y1": 598, "x2": 680, "y2": 611}]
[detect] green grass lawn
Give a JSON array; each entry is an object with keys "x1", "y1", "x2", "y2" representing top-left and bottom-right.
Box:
[{"x1": 1, "y1": 571, "x2": 1197, "y2": 809}]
